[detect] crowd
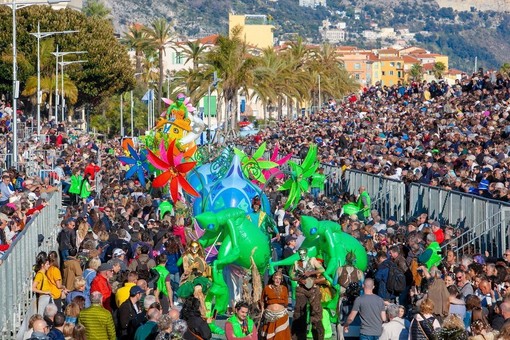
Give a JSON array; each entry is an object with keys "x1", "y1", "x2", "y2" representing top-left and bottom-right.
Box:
[
  {"x1": 236, "y1": 71, "x2": 510, "y2": 203},
  {"x1": 0, "y1": 71, "x2": 509, "y2": 340}
]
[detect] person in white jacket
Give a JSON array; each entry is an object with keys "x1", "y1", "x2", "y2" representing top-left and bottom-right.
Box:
[{"x1": 380, "y1": 304, "x2": 409, "y2": 340}]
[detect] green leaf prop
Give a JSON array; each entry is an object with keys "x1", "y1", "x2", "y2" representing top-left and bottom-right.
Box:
[
  {"x1": 233, "y1": 142, "x2": 278, "y2": 184},
  {"x1": 278, "y1": 144, "x2": 319, "y2": 210}
]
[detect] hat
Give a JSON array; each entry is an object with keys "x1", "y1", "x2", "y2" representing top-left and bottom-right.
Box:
[
  {"x1": 0, "y1": 213, "x2": 10, "y2": 222},
  {"x1": 430, "y1": 221, "x2": 440, "y2": 228},
  {"x1": 478, "y1": 179, "x2": 489, "y2": 191},
  {"x1": 466, "y1": 155, "x2": 476, "y2": 161},
  {"x1": 285, "y1": 235, "x2": 297, "y2": 244},
  {"x1": 28, "y1": 192, "x2": 38, "y2": 201},
  {"x1": 129, "y1": 285, "x2": 144, "y2": 296},
  {"x1": 113, "y1": 248, "x2": 125, "y2": 257},
  {"x1": 97, "y1": 263, "x2": 113, "y2": 272}
]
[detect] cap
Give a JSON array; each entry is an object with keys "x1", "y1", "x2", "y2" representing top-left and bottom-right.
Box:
[
  {"x1": 285, "y1": 235, "x2": 297, "y2": 244},
  {"x1": 130, "y1": 285, "x2": 144, "y2": 296},
  {"x1": 113, "y1": 248, "x2": 125, "y2": 257},
  {"x1": 430, "y1": 221, "x2": 440, "y2": 228},
  {"x1": 97, "y1": 263, "x2": 113, "y2": 272}
]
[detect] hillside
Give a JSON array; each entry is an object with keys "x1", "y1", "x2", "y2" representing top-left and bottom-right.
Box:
[{"x1": 107, "y1": 0, "x2": 510, "y2": 70}]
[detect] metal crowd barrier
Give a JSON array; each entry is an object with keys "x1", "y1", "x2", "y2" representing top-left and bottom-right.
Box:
[
  {"x1": 343, "y1": 169, "x2": 406, "y2": 222},
  {"x1": 0, "y1": 189, "x2": 62, "y2": 339},
  {"x1": 409, "y1": 183, "x2": 510, "y2": 257}
]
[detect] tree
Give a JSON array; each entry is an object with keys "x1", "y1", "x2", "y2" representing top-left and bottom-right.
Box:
[
  {"x1": 408, "y1": 63, "x2": 423, "y2": 82},
  {"x1": 180, "y1": 40, "x2": 207, "y2": 71},
  {"x1": 432, "y1": 61, "x2": 446, "y2": 79},
  {"x1": 83, "y1": 0, "x2": 111, "y2": 19},
  {"x1": 121, "y1": 23, "x2": 150, "y2": 76},
  {"x1": 500, "y1": 62, "x2": 510, "y2": 76},
  {"x1": 144, "y1": 18, "x2": 174, "y2": 114},
  {"x1": 205, "y1": 26, "x2": 259, "y2": 134}
]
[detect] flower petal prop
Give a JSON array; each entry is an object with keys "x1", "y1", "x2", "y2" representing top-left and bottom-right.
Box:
[
  {"x1": 263, "y1": 144, "x2": 292, "y2": 181},
  {"x1": 147, "y1": 140, "x2": 199, "y2": 203},
  {"x1": 278, "y1": 144, "x2": 319, "y2": 210},
  {"x1": 234, "y1": 142, "x2": 278, "y2": 184},
  {"x1": 118, "y1": 144, "x2": 149, "y2": 186}
]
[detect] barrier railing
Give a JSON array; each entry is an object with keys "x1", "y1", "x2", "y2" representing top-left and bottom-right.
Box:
[
  {"x1": 409, "y1": 183, "x2": 510, "y2": 257},
  {"x1": 343, "y1": 169, "x2": 406, "y2": 222},
  {"x1": 0, "y1": 189, "x2": 62, "y2": 339}
]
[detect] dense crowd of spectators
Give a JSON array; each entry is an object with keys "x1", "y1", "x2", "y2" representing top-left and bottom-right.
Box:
[{"x1": 237, "y1": 72, "x2": 510, "y2": 203}]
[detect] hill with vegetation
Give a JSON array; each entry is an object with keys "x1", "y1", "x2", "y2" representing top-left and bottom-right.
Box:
[{"x1": 108, "y1": 0, "x2": 510, "y2": 70}]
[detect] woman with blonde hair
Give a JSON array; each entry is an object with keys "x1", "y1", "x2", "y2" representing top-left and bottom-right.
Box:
[
  {"x1": 64, "y1": 302, "x2": 81, "y2": 324},
  {"x1": 83, "y1": 257, "x2": 101, "y2": 298},
  {"x1": 75, "y1": 220, "x2": 89, "y2": 249},
  {"x1": 409, "y1": 298, "x2": 441, "y2": 339},
  {"x1": 62, "y1": 322, "x2": 75, "y2": 340},
  {"x1": 470, "y1": 319, "x2": 498, "y2": 340}
]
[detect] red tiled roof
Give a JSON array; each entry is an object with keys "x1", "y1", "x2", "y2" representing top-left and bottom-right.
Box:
[
  {"x1": 402, "y1": 55, "x2": 420, "y2": 63},
  {"x1": 198, "y1": 34, "x2": 219, "y2": 45}
]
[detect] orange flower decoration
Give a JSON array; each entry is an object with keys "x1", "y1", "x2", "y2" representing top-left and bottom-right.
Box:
[{"x1": 147, "y1": 140, "x2": 199, "y2": 203}]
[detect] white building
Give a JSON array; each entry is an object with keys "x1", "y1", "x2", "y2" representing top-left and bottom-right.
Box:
[{"x1": 299, "y1": 0, "x2": 326, "y2": 8}]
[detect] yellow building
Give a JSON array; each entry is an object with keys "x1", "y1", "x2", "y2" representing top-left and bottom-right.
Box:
[
  {"x1": 337, "y1": 52, "x2": 381, "y2": 86},
  {"x1": 379, "y1": 56, "x2": 404, "y2": 86},
  {"x1": 229, "y1": 14, "x2": 275, "y2": 48}
]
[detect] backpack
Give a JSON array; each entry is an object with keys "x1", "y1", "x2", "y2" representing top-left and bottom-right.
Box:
[
  {"x1": 386, "y1": 261, "x2": 406, "y2": 295},
  {"x1": 338, "y1": 266, "x2": 361, "y2": 289},
  {"x1": 135, "y1": 258, "x2": 151, "y2": 281}
]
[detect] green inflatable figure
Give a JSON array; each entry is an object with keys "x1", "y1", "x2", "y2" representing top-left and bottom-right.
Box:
[
  {"x1": 195, "y1": 208, "x2": 272, "y2": 314},
  {"x1": 269, "y1": 215, "x2": 368, "y2": 338}
]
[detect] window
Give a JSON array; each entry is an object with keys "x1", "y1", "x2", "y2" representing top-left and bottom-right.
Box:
[
  {"x1": 354, "y1": 63, "x2": 361, "y2": 70},
  {"x1": 397, "y1": 62, "x2": 402, "y2": 68},
  {"x1": 355, "y1": 74, "x2": 360, "y2": 80},
  {"x1": 389, "y1": 71, "x2": 394, "y2": 75},
  {"x1": 390, "y1": 62, "x2": 395, "y2": 67},
  {"x1": 176, "y1": 52, "x2": 184, "y2": 64},
  {"x1": 398, "y1": 71, "x2": 402, "y2": 77},
  {"x1": 382, "y1": 71, "x2": 385, "y2": 76}
]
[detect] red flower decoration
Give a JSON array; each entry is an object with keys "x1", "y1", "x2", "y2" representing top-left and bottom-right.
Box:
[{"x1": 147, "y1": 140, "x2": 199, "y2": 202}]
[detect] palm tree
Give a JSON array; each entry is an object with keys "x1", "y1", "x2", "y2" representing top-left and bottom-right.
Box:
[
  {"x1": 432, "y1": 62, "x2": 446, "y2": 79},
  {"x1": 22, "y1": 74, "x2": 78, "y2": 109},
  {"x1": 83, "y1": 0, "x2": 111, "y2": 19},
  {"x1": 144, "y1": 18, "x2": 174, "y2": 114},
  {"x1": 205, "y1": 26, "x2": 259, "y2": 134},
  {"x1": 408, "y1": 63, "x2": 423, "y2": 82},
  {"x1": 180, "y1": 40, "x2": 208, "y2": 71},
  {"x1": 121, "y1": 23, "x2": 150, "y2": 76}
]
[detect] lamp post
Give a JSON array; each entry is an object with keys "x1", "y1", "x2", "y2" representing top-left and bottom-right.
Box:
[
  {"x1": 51, "y1": 50, "x2": 86, "y2": 124},
  {"x1": 130, "y1": 72, "x2": 142, "y2": 138},
  {"x1": 2, "y1": 0, "x2": 69, "y2": 167},
  {"x1": 29, "y1": 24, "x2": 77, "y2": 138},
  {"x1": 58, "y1": 59, "x2": 87, "y2": 123}
]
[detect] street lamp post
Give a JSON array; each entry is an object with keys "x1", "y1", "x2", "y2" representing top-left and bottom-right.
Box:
[
  {"x1": 51, "y1": 50, "x2": 87, "y2": 124},
  {"x1": 120, "y1": 93, "x2": 124, "y2": 136},
  {"x1": 59, "y1": 59, "x2": 87, "y2": 123},
  {"x1": 3, "y1": 0, "x2": 70, "y2": 167},
  {"x1": 29, "y1": 23, "x2": 77, "y2": 138}
]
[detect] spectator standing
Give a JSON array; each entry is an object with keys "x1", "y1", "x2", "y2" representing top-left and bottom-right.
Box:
[
  {"x1": 90, "y1": 262, "x2": 114, "y2": 311},
  {"x1": 134, "y1": 305, "x2": 161, "y2": 340},
  {"x1": 78, "y1": 291, "x2": 116, "y2": 340},
  {"x1": 409, "y1": 298, "x2": 441, "y2": 339},
  {"x1": 62, "y1": 248, "x2": 82, "y2": 291},
  {"x1": 47, "y1": 312, "x2": 65, "y2": 340},
  {"x1": 28, "y1": 319, "x2": 51, "y2": 340},
  {"x1": 57, "y1": 219, "x2": 76, "y2": 262},
  {"x1": 343, "y1": 278, "x2": 386, "y2": 340},
  {"x1": 117, "y1": 285, "x2": 145, "y2": 340},
  {"x1": 32, "y1": 252, "x2": 52, "y2": 316},
  {"x1": 379, "y1": 304, "x2": 408, "y2": 340},
  {"x1": 46, "y1": 251, "x2": 66, "y2": 312}
]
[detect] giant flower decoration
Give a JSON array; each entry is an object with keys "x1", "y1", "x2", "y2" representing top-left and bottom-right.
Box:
[
  {"x1": 278, "y1": 144, "x2": 319, "y2": 210},
  {"x1": 118, "y1": 144, "x2": 149, "y2": 186},
  {"x1": 262, "y1": 144, "x2": 292, "y2": 182},
  {"x1": 234, "y1": 142, "x2": 278, "y2": 184},
  {"x1": 147, "y1": 140, "x2": 199, "y2": 203}
]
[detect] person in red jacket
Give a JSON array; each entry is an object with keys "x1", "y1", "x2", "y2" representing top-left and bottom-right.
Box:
[
  {"x1": 431, "y1": 221, "x2": 445, "y2": 244},
  {"x1": 90, "y1": 262, "x2": 114, "y2": 311},
  {"x1": 84, "y1": 160, "x2": 100, "y2": 181}
]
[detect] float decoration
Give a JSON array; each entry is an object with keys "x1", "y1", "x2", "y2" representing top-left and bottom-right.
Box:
[
  {"x1": 263, "y1": 144, "x2": 292, "y2": 181},
  {"x1": 147, "y1": 140, "x2": 199, "y2": 203},
  {"x1": 278, "y1": 144, "x2": 319, "y2": 209},
  {"x1": 118, "y1": 144, "x2": 149, "y2": 186},
  {"x1": 234, "y1": 142, "x2": 278, "y2": 184}
]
